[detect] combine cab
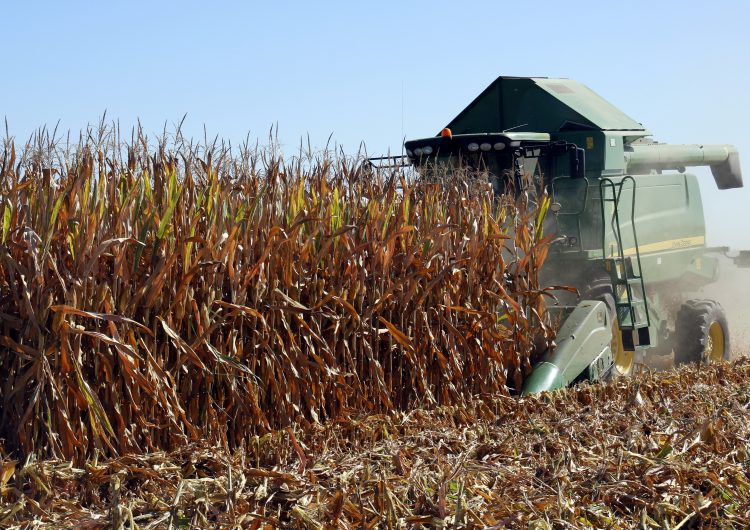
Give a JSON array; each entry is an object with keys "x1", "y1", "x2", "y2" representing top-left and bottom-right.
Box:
[{"x1": 402, "y1": 76, "x2": 745, "y2": 394}]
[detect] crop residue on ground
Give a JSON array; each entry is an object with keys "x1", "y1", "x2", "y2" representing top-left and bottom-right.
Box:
[{"x1": 2, "y1": 359, "x2": 749, "y2": 529}]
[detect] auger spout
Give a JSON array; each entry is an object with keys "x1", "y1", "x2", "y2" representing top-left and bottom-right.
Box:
[{"x1": 625, "y1": 144, "x2": 742, "y2": 189}]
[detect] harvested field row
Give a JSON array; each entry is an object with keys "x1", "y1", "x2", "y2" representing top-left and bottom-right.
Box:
[{"x1": 2, "y1": 358, "x2": 749, "y2": 529}]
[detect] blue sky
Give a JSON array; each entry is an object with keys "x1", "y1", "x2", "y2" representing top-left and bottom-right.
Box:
[{"x1": 2, "y1": 1, "x2": 749, "y2": 246}]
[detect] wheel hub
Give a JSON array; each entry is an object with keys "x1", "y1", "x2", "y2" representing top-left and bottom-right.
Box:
[{"x1": 704, "y1": 321, "x2": 725, "y2": 362}]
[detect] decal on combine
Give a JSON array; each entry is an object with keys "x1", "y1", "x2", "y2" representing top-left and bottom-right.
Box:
[{"x1": 619, "y1": 236, "x2": 705, "y2": 256}]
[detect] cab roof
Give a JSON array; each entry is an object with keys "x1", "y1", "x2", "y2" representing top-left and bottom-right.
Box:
[{"x1": 443, "y1": 76, "x2": 648, "y2": 136}]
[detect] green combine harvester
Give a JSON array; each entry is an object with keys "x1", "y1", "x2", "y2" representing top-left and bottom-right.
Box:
[{"x1": 401, "y1": 76, "x2": 746, "y2": 394}]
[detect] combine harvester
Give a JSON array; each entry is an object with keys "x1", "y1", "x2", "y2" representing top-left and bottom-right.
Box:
[{"x1": 400, "y1": 76, "x2": 747, "y2": 394}]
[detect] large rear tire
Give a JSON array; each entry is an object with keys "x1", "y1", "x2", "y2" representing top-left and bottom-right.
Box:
[{"x1": 674, "y1": 299, "x2": 730, "y2": 365}]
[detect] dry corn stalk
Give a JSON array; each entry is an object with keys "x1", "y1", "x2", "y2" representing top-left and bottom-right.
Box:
[{"x1": 0, "y1": 126, "x2": 554, "y2": 461}]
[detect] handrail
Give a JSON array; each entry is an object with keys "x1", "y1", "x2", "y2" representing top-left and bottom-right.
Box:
[
  {"x1": 368, "y1": 155, "x2": 410, "y2": 169},
  {"x1": 598, "y1": 177, "x2": 651, "y2": 330}
]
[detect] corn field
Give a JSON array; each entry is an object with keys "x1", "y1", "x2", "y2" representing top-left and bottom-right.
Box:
[{"x1": 0, "y1": 128, "x2": 555, "y2": 462}]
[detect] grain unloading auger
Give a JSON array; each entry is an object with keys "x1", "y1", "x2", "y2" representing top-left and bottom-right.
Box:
[{"x1": 402, "y1": 76, "x2": 746, "y2": 394}]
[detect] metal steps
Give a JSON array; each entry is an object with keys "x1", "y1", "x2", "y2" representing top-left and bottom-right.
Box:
[{"x1": 600, "y1": 177, "x2": 651, "y2": 350}]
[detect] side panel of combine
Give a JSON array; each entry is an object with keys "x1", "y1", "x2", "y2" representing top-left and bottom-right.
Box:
[
  {"x1": 602, "y1": 173, "x2": 714, "y2": 286},
  {"x1": 550, "y1": 173, "x2": 712, "y2": 284}
]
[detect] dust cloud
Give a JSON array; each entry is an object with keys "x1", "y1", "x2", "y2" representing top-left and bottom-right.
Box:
[{"x1": 702, "y1": 256, "x2": 750, "y2": 359}]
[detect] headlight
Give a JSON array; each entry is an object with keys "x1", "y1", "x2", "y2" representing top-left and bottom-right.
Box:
[
  {"x1": 414, "y1": 148, "x2": 423, "y2": 156},
  {"x1": 422, "y1": 145, "x2": 433, "y2": 155},
  {"x1": 493, "y1": 142, "x2": 505, "y2": 150},
  {"x1": 467, "y1": 143, "x2": 479, "y2": 152},
  {"x1": 480, "y1": 143, "x2": 492, "y2": 152},
  {"x1": 406, "y1": 149, "x2": 414, "y2": 157}
]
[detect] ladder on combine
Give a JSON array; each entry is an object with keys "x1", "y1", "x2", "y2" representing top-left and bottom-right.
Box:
[{"x1": 600, "y1": 177, "x2": 651, "y2": 350}]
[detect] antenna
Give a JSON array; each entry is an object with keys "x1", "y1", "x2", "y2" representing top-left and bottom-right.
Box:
[
  {"x1": 401, "y1": 80, "x2": 405, "y2": 155},
  {"x1": 503, "y1": 123, "x2": 528, "y2": 133}
]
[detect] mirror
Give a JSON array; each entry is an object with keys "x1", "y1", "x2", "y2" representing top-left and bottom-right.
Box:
[{"x1": 571, "y1": 148, "x2": 586, "y2": 179}]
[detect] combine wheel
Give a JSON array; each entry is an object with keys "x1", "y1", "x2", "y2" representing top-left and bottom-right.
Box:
[
  {"x1": 581, "y1": 281, "x2": 634, "y2": 377},
  {"x1": 674, "y1": 300, "x2": 730, "y2": 365}
]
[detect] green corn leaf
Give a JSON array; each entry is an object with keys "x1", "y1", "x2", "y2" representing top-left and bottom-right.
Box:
[
  {"x1": 156, "y1": 203, "x2": 175, "y2": 239},
  {"x1": 156, "y1": 186, "x2": 181, "y2": 240},
  {"x1": 234, "y1": 204, "x2": 246, "y2": 224},
  {"x1": 75, "y1": 369, "x2": 116, "y2": 439},
  {"x1": 133, "y1": 216, "x2": 153, "y2": 273},
  {"x1": 2, "y1": 203, "x2": 10, "y2": 243},
  {"x1": 168, "y1": 166, "x2": 177, "y2": 200},
  {"x1": 534, "y1": 195, "x2": 551, "y2": 242},
  {"x1": 382, "y1": 196, "x2": 396, "y2": 241},
  {"x1": 40, "y1": 192, "x2": 67, "y2": 261},
  {"x1": 143, "y1": 169, "x2": 152, "y2": 201},
  {"x1": 655, "y1": 442, "x2": 673, "y2": 459},
  {"x1": 49, "y1": 191, "x2": 66, "y2": 231}
]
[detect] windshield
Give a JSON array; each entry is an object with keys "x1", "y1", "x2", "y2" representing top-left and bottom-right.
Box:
[
  {"x1": 404, "y1": 134, "x2": 557, "y2": 196},
  {"x1": 414, "y1": 149, "x2": 545, "y2": 198}
]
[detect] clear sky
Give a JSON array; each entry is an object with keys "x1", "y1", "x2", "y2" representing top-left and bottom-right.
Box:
[{"x1": 2, "y1": 1, "x2": 749, "y2": 247}]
